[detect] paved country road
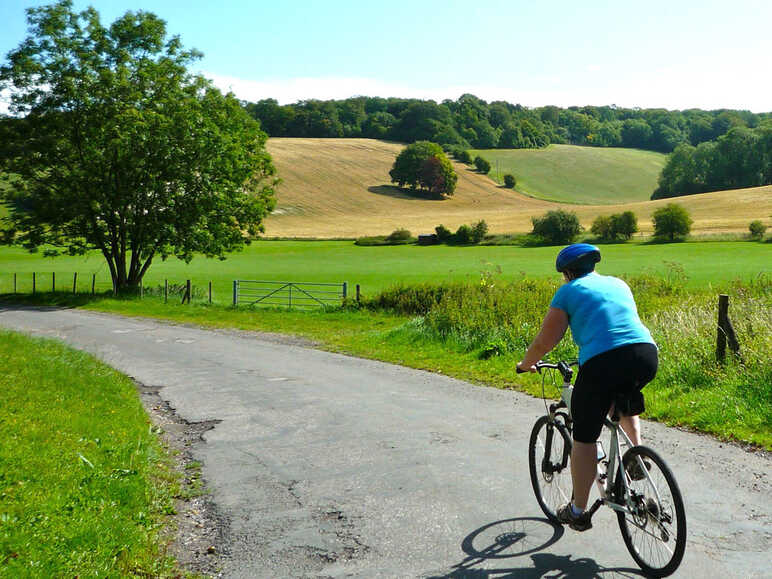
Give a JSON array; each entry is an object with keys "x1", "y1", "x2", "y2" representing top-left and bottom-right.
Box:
[{"x1": 1, "y1": 306, "x2": 770, "y2": 578}]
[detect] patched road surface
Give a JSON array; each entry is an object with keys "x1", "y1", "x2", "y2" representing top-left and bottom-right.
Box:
[{"x1": 1, "y1": 306, "x2": 770, "y2": 578}]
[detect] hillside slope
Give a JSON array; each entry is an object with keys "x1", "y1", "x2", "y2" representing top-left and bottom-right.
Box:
[
  {"x1": 470, "y1": 144, "x2": 666, "y2": 204},
  {"x1": 264, "y1": 138, "x2": 772, "y2": 238}
]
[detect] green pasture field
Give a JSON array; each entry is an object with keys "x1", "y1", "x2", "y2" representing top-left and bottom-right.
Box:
[
  {"x1": 471, "y1": 144, "x2": 666, "y2": 204},
  {"x1": 0, "y1": 240, "x2": 769, "y2": 302},
  {"x1": 0, "y1": 330, "x2": 181, "y2": 576}
]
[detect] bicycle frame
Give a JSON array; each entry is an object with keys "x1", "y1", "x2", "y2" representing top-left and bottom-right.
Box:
[
  {"x1": 533, "y1": 361, "x2": 659, "y2": 518},
  {"x1": 590, "y1": 414, "x2": 634, "y2": 516},
  {"x1": 527, "y1": 359, "x2": 687, "y2": 576}
]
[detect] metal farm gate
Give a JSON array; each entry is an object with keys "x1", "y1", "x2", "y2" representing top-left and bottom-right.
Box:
[{"x1": 232, "y1": 280, "x2": 349, "y2": 308}]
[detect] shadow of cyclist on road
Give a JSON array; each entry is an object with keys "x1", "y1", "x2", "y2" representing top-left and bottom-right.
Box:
[{"x1": 426, "y1": 517, "x2": 644, "y2": 578}]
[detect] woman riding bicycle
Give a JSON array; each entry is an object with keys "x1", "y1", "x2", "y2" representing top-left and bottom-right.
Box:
[{"x1": 517, "y1": 243, "x2": 657, "y2": 531}]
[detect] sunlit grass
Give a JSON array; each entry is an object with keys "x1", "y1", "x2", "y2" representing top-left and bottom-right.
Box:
[
  {"x1": 0, "y1": 330, "x2": 181, "y2": 576},
  {"x1": 471, "y1": 144, "x2": 666, "y2": 204}
]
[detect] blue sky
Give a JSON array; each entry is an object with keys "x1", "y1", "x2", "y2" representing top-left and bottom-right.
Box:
[{"x1": 2, "y1": 0, "x2": 771, "y2": 112}]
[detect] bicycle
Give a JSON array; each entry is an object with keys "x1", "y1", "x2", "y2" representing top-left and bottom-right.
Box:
[{"x1": 520, "y1": 360, "x2": 687, "y2": 577}]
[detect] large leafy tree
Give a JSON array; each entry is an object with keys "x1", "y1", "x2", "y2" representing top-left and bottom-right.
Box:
[
  {"x1": 0, "y1": 1, "x2": 277, "y2": 291},
  {"x1": 389, "y1": 141, "x2": 457, "y2": 197},
  {"x1": 652, "y1": 204, "x2": 693, "y2": 242}
]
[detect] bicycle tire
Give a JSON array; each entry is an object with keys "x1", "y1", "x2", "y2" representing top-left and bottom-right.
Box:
[
  {"x1": 615, "y1": 445, "x2": 687, "y2": 577},
  {"x1": 528, "y1": 414, "x2": 573, "y2": 522}
]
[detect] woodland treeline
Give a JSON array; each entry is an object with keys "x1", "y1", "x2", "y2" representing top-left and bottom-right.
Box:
[
  {"x1": 652, "y1": 123, "x2": 772, "y2": 199},
  {"x1": 244, "y1": 94, "x2": 772, "y2": 199},
  {"x1": 244, "y1": 94, "x2": 770, "y2": 154}
]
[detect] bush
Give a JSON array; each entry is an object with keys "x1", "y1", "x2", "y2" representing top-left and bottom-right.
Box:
[
  {"x1": 471, "y1": 220, "x2": 489, "y2": 243},
  {"x1": 354, "y1": 236, "x2": 390, "y2": 246},
  {"x1": 652, "y1": 204, "x2": 692, "y2": 241},
  {"x1": 386, "y1": 228, "x2": 412, "y2": 243},
  {"x1": 435, "y1": 224, "x2": 452, "y2": 242},
  {"x1": 503, "y1": 174, "x2": 516, "y2": 188},
  {"x1": 591, "y1": 211, "x2": 638, "y2": 241},
  {"x1": 612, "y1": 211, "x2": 638, "y2": 240},
  {"x1": 474, "y1": 155, "x2": 491, "y2": 174},
  {"x1": 749, "y1": 220, "x2": 767, "y2": 240},
  {"x1": 454, "y1": 224, "x2": 473, "y2": 244},
  {"x1": 530, "y1": 210, "x2": 582, "y2": 245},
  {"x1": 449, "y1": 147, "x2": 473, "y2": 164},
  {"x1": 355, "y1": 229, "x2": 414, "y2": 246},
  {"x1": 590, "y1": 215, "x2": 614, "y2": 240},
  {"x1": 364, "y1": 282, "x2": 451, "y2": 315}
]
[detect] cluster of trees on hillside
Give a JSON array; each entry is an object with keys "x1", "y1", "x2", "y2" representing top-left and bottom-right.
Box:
[
  {"x1": 652, "y1": 123, "x2": 772, "y2": 199},
  {"x1": 244, "y1": 95, "x2": 771, "y2": 154}
]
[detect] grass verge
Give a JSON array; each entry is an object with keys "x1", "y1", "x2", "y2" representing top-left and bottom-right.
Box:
[{"x1": 0, "y1": 329, "x2": 183, "y2": 576}]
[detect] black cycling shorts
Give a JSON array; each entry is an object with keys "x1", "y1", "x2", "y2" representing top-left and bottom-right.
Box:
[{"x1": 571, "y1": 342, "x2": 658, "y2": 443}]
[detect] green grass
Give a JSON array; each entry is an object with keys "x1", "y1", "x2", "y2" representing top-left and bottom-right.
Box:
[
  {"x1": 0, "y1": 330, "x2": 182, "y2": 576},
  {"x1": 471, "y1": 144, "x2": 666, "y2": 204},
  {"x1": 0, "y1": 240, "x2": 769, "y2": 303}
]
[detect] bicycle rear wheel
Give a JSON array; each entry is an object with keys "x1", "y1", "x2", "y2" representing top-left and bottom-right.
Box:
[
  {"x1": 528, "y1": 415, "x2": 573, "y2": 522},
  {"x1": 616, "y1": 446, "x2": 687, "y2": 577}
]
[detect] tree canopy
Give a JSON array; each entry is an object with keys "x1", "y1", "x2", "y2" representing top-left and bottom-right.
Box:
[
  {"x1": 652, "y1": 123, "x2": 772, "y2": 199},
  {"x1": 389, "y1": 141, "x2": 457, "y2": 197},
  {"x1": 531, "y1": 210, "x2": 582, "y2": 245},
  {"x1": 0, "y1": 1, "x2": 277, "y2": 291},
  {"x1": 652, "y1": 204, "x2": 693, "y2": 241},
  {"x1": 244, "y1": 95, "x2": 771, "y2": 155}
]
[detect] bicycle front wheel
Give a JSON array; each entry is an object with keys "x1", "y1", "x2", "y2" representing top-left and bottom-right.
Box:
[
  {"x1": 528, "y1": 415, "x2": 573, "y2": 522},
  {"x1": 616, "y1": 445, "x2": 687, "y2": 577}
]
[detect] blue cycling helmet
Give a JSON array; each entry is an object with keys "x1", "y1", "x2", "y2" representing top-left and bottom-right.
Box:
[{"x1": 555, "y1": 243, "x2": 601, "y2": 273}]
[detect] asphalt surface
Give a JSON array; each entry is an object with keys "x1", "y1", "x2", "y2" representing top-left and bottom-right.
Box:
[{"x1": 1, "y1": 306, "x2": 770, "y2": 578}]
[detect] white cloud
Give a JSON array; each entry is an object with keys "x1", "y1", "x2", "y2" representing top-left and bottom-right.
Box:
[{"x1": 202, "y1": 71, "x2": 771, "y2": 112}]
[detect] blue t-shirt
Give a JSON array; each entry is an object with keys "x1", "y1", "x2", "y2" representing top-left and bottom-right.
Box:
[{"x1": 550, "y1": 272, "x2": 655, "y2": 365}]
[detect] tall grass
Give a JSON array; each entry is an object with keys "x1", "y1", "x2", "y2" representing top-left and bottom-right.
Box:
[
  {"x1": 0, "y1": 331, "x2": 180, "y2": 576},
  {"x1": 367, "y1": 272, "x2": 772, "y2": 446}
]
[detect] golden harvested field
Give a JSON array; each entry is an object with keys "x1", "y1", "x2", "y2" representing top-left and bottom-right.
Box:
[{"x1": 264, "y1": 138, "x2": 772, "y2": 238}]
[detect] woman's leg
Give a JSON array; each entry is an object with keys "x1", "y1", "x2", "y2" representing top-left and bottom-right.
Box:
[
  {"x1": 620, "y1": 414, "x2": 642, "y2": 446},
  {"x1": 570, "y1": 441, "x2": 597, "y2": 510}
]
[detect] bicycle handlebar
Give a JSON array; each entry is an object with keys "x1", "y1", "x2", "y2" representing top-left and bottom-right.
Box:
[{"x1": 517, "y1": 360, "x2": 578, "y2": 382}]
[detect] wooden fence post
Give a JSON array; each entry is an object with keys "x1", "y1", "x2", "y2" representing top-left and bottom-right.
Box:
[
  {"x1": 92, "y1": 274, "x2": 96, "y2": 295},
  {"x1": 164, "y1": 279, "x2": 168, "y2": 303},
  {"x1": 342, "y1": 282, "x2": 347, "y2": 301},
  {"x1": 73, "y1": 272, "x2": 77, "y2": 295},
  {"x1": 716, "y1": 294, "x2": 741, "y2": 362},
  {"x1": 13, "y1": 273, "x2": 17, "y2": 294},
  {"x1": 209, "y1": 281, "x2": 212, "y2": 304},
  {"x1": 181, "y1": 279, "x2": 191, "y2": 304},
  {"x1": 52, "y1": 272, "x2": 55, "y2": 293},
  {"x1": 356, "y1": 284, "x2": 360, "y2": 304},
  {"x1": 232, "y1": 280, "x2": 238, "y2": 306},
  {"x1": 32, "y1": 272, "x2": 36, "y2": 295}
]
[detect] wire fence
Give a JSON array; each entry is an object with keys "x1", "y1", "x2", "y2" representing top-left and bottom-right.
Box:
[
  {"x1": 0, "y1": 272, "x2": 358, "y2": 309},
  {"x1": 0, "y1": 272, "x2": 114, "y2": 295}
]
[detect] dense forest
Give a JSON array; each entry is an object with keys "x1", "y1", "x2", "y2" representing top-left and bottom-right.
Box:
[
  {"x1": 652, "y1": 123, "x2": 772, "y2": 199},
  {"x1": 243, "y1": 94, "x2": 771, "y2": 155}
]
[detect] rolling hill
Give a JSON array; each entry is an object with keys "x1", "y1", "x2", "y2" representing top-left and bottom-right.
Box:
[
  {"x1": 264, "y1": 138, "x2": 772, "y2": 239},
  {"x1": 469, "y1": 144, "x2": 666, "y2": 204}
]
